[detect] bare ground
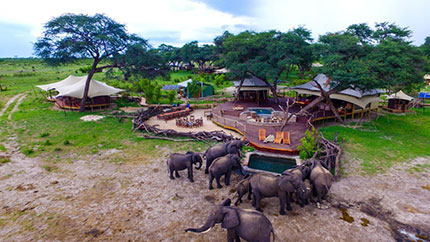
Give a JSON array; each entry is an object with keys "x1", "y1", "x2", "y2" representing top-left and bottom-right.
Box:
[{"x1": 1, "y1": 140, "x2": 429, "y2": 242}]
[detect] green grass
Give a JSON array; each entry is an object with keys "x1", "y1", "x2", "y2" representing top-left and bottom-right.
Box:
[{"x1": 320, "y1": 109, "x2": 430, "y2": 175}]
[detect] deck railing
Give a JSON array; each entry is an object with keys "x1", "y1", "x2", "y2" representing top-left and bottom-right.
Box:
[{"x1": 212, "y1": 112, "x2": 246, "y2": 135}]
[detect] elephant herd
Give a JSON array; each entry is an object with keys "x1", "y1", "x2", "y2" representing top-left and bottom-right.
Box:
[{"x1": 166, "y1": 140, "x2": 335, "y2": 242}]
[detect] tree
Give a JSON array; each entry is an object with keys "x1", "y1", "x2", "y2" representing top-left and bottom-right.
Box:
[
  {"x1": 34, "y1": 13, "x2": 144, "y2": 112},
  {"x1": 181, "y1": 41, "x2": 199, "y2": 71},
  {"x1": 303, "y1": 22, "x2": 425, "y2": 123},
  {"x1": 219, "y1": 30, "x2": 315, "y2": 103}
]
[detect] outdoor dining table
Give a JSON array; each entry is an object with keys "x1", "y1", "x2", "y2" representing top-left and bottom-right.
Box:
[{"x1": 157, "y1": 109, "x2": 190, "y2": 121}]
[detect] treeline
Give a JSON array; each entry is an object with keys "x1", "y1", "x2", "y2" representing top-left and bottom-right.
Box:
[{"x1": 34, "y1": 13, "x2": 430, "y2": 111}]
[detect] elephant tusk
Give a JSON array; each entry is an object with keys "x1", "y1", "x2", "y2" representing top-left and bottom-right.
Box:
[{"x1": 201, "y1": 227, "x2": 212, "y2": 234}]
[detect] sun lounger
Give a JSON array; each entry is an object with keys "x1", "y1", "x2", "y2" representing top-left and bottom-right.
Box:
[
  {"x1": 283, "y1": 132, "x2": 290, "y2": 145},
  {"x1": 259, "y1": 129, "x2": 266, "y2": 141},
  {"x1": 274, "y1": 131, "x2": 283, "y2": 144}
]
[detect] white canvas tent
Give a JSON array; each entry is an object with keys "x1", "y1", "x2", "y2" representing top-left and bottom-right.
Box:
[
  {"x1": 387, "y1": 90, "x2": 414, "y2": 101},
  {"x1": 36, "y1": 75, "x2": 84, "y2": 91},
  {"x1": 55, "y1": 78, "x2": 123, "y2": 98},
  {"x1": 37, "y1": 75, "x2": 123, "y2": 98}
]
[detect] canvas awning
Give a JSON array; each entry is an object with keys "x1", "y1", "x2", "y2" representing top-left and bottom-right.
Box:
[
  {"x1": 178, "y1": 79, "x2": 193, "y2": 87},
  {"x1": 424, "y1": 74, "x2": 430, "y2": 80},
  {"x1": 387, "y1": 90, "x2": 414, "y2": 101},
  {"x1": 54, "y1": 78, "x2": 123, "y2": 98},
  {"x1": 36, "y1": 75, "x2": 85, "y2": 91},
  {"x1": 292, "y1": 88, "x2": 381, "y2": 108}
]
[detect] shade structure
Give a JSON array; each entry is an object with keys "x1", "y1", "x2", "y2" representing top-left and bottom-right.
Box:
[
  {"x1": 36, "y1": 75, "x2": 84, "y2": 91},
  {"x1": 55, "y1": 78, "x2": 124, "y2": 98},
  {"x1": 387, "y1": 90, "x2": 414, "y2": 101},
  {"x1": 290, "y1": 74, "x2": 383, "y2": 109}
]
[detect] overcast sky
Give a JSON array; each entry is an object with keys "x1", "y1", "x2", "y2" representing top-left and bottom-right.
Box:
[{"x1": 0, "y1": 0, "x2": 428, "y2": 57}]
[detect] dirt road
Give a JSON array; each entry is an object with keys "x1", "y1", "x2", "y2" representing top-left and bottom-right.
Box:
[{"x1": 0, "y1": 142, "x2": 429, "y2": 241}]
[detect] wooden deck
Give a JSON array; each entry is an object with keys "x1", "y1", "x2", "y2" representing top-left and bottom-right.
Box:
[{"x1": 212, "y1": 99, "x2": 307, "y2": 155}]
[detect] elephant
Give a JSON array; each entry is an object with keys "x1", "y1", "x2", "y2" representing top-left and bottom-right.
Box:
[
  {"x1": 227, "y1": 139, "x2": 249, "y2": 155},
  {"x1": 249, "y1": 173, "x2": 305, "y2": 215},
  {"x1": 203, "y1": 140, "x2": 243, "y2": 174},
  {"x1": 185, "y1": 198, "x2": 275, "y2": 242},
  {"x1": 309, "y1": 160, "x2": 334, "y2": 206},
  {"x1": 166, "y1": 151, "x2": 202, "y2": 183},
  {"x1": 209, "y1": 154, "x2": 244, "y2": 190},
  {"x1": 302, "y1": 179, "x2": 312, "y2": 205},
  {"x1": 234, "y1": 174, "x2": 252, "y2": 206},
  {"x1": 282, "y1": 164, "x2": 311, "y2": 181}
]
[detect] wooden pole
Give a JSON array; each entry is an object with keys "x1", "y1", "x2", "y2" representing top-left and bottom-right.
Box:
[{"x1": 351, "y1": 104, "x2": 355, "y2": 119}]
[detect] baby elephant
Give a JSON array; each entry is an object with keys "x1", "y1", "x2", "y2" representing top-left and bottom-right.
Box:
[
  {"x1": 234, "y1": 174, "x2": 252, "y2": 206},
  {"x1": 167, "y1": 151, "x2": 202, "y2": 183},
  {"x1": 209, "y1": 154, "x2": 244, "y2": 190}
]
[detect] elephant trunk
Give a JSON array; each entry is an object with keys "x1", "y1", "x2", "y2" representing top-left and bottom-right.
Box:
[
  {"x1": 239, "y1": 165, "x2": 245, "y2": 176},
  {"x1": 195, "y1": 160, "x2": 202, "y2": 170},
  {"x1": 185, "y1": 218, "x2": 216, "y2": 233}
]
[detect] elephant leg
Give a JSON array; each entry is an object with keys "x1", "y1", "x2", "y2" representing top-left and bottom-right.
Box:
[
  {"x1": 187, "y1": 167, "x2": 194, "y2": 183},
  {"x1": 247, "y1": 187, "x2": 252, "y2": 201},
  {"x1": 215, "y1": 175, "x2": 223, "y2": 189},
  {"x1": 175, "y1": 170, "x2": 180, "y2": 178},
  {"x1": 279, "y1": 192, "x2": 287, "y2": 215},
  {"x1": 254, "y1": 191, "x2": 263, "y2": 212},
  {"x1": 209, "y1": 173, "x2": 214, "y2": 190},
  {"x1": 225, "y1": 171, "x2": 231, "y2": 186},
  {"x1": 169, "y1": 168, "x2": 175, "y2": 180},
  {"x1": 205, "y1": 159, "x2": 210, "y2": 174},
  {"x1": 286, "y1": 193, "x2": 293, "y2": 211},
  {"x1": 227, "y1": 229, "x2": 236, "y2": 242}
]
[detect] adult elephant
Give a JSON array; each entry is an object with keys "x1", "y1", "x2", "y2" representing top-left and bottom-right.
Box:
[
  {"x1": 167, "y1": 151, "x2": 202, "y2": 183},
  {"x1": 208, "y1": 154, "x2": 244, "y2": 190},
  {"x1": 185, "y1": 198, "x2": 275, "y2": 242},
  {"x1": 203, "y1": 141, "x2": 242, "y2": 174},
  {"x1": 250, "y1": 173, "x2": 305, "y2": 215},
  {"x1": 310, "y1": 160, "x2": 334, "y2": 206},
  {"x1": 282, "y1": 164, "x2": 311, "y2": 181}
]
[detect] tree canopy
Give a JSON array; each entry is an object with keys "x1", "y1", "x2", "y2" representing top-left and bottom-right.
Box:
[{"x1": 34, "y1": 13, "x2": 146, "y2": 111}]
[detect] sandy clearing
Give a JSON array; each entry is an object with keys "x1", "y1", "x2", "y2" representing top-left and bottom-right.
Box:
[{"x1": 1, "y1": 137, "x2": 429, "y2": 241}]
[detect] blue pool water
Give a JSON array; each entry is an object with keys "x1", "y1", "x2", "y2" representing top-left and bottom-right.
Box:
[
  {"x1": 249, "y1": 108, "x2": 273, "y2": 115},
  {"x1": 247, "y1": 154, "x2": 296, "y2": 173}
]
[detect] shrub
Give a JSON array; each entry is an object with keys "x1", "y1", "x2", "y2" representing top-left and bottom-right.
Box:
[
  {"x1": 298, "y1": 128, "x2": 320, "y2": 159},
  {"x1": 167, "y1": 91, "x2": 176, "y2": 104},
  {"x1": 40, "y1": 132, "x2": 50, "y2": 138}
]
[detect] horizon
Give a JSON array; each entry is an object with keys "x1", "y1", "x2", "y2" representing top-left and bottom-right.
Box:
[{"x1": 1, "y1": 0, "x2": 429, "y2": 58}]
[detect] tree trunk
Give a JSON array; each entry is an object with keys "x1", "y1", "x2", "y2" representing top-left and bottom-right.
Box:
[
  {"x1": 312, "y1": 80, "x2": 344, "y2": 124},
  {"x1": 233, "y1": 79, "x2": 245, "y2": 104},
  {"x1": 285, "y1": 64, "x2": 292, "y2": 81},
  {"x1": 298, "y1": 65, "x2": 305, "y2": 79},
  {"x1": 79, "y1": 58, "x2": 100, "y2": 112}
]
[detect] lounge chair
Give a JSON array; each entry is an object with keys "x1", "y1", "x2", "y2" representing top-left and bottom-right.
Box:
[
  {"x1": 259, "y1": 129, "x2": 266, "y2": 141},
  {"x1": 274, "y1": 131, "x2": 283, "y2": 144},
  {"x1": 283, "y1": 132, "x2": 290, "y2": 145}
]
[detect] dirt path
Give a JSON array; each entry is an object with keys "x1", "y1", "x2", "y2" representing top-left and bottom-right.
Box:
[
  {"x1": 0, "y1": 93, "x2": 26, "y2": 118},
  {"x1": 0, "y1": 141, "x2": 429, "y2": 241},
  {"x1": 7, "y1": 93, "x2": 27, "y2": 120}
]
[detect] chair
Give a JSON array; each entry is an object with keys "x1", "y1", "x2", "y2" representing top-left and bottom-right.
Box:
[
  {"x1": 283, "y1": 132, "x2": 290, "y2": 145},
  {"x1": 259, "y1": 129, "x2": 266, "y2": 141},
  {"x1": 274, "y1": 131, "x2": 283, "y2": 144}
]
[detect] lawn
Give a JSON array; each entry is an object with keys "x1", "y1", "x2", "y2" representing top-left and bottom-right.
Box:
[{"x1": 320, "y1": 109, "x2": 430, "y2": 175}]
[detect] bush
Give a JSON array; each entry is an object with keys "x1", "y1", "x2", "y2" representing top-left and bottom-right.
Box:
[
  {"x1": 298, "y1": 128, "x2": 320, "y2": 159},
  {"x1": 167, "y1": 91, "x2": 176, "y2": 104}
]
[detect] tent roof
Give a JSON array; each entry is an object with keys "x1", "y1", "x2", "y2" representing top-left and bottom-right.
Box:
[
  {"x1": 162, "y1": 85, "x2": 180, "y2": 90},
  {"x1": 424, "y1": 74, "x2": 430, "y2": 80},
  {"x1": 178, "y1": 79, "x2": 193, "y2": 87},
  {"x1": 387, "y1": 90, "x2": 414, "y2": 101},
  {"x1": 54, "y1": 78, "x2": 123, "y2": 99},
  {"x1": 214, "y1": 68, "x2": 230, "y2": 74},
  {"x1": 233, "y1": 76, "x2": 268, "y2": 88},
  {"x1": 290, "y1": 74, "x2": 384, "y2": 98},
  {"x1": 36, "y1": 75, "x2": 85, "y2": 91}
]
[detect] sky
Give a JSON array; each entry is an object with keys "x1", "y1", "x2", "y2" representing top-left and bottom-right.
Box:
[{"x1": 0, "y1": 0, "x2": 428, "y2": 57}]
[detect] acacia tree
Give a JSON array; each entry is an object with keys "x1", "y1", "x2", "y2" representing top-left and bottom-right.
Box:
[
  {"x1": 220, "y1": 29, "x2": 315, "y2": 103},
  {"x1": 301, "y1": 22, "x2": 425, "y2": 123},
  {"x1": 34, "y1": 13, "x2": 144, "y2": 112}
]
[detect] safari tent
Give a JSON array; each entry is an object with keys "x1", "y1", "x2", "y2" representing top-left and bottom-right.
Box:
[
  {"x1": 289, "y1": 74, "x2": 383, "y2": 120},
  {"x1": 177, "y1": 79, "x2": 214, "y2": 98},
  {"x1": 233, "y1": 76, "x2": 270, "y2": 103},
  {"x1": 385, "y1": 90, "x2": 414, "y2": 112},
  {"x1": 37, "y1": 75, "x2": 123, "y2": 109}
]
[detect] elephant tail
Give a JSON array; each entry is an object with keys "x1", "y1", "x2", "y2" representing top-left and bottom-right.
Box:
[{"x1": 270, "y1": 223, "x2": 275, "y2": 242}]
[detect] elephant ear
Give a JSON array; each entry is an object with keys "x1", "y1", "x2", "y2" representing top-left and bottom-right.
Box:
[
  {"x1": 221, "y1": 207, "x2": 240, "y2": 229},
  {"x1": 278, "y1": 176, "x2": 295, "y2": 192}
]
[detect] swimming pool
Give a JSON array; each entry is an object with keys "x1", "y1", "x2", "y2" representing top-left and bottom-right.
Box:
[
  {"x1": 249, "y1": 108, "x2": 274, "y2": 115},
  {"x1": 247, "y1": 153, "x2": 297, "y2": 174}
]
